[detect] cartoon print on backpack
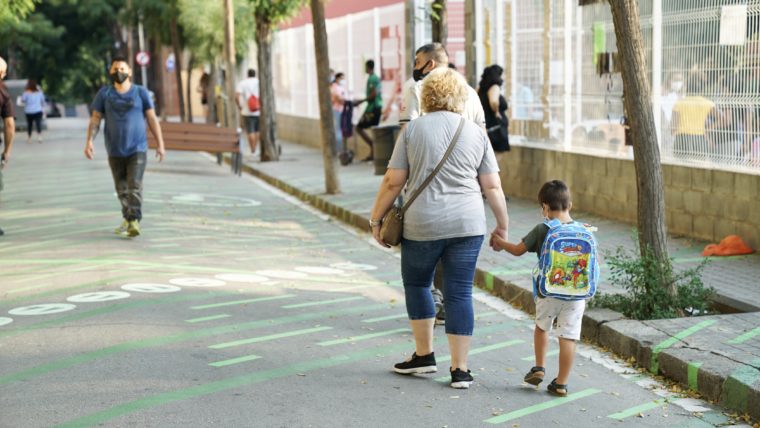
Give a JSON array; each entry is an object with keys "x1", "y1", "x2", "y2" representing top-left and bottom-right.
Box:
[{"x1": 534, "y1": 219, "x2": 599, "y2": 300}]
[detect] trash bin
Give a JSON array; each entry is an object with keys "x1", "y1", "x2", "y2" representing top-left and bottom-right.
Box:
[{"x1": 372, "y1": 124, "x2": 401, "y2": 175}]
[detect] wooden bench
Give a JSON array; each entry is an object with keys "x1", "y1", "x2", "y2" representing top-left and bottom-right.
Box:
[{"x1": 147, "y1": 121, "x2": 242, "y2": 175}]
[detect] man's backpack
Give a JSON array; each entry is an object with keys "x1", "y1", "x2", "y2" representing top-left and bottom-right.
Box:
[
  {"x1": 533, "y1": 219, "x2": 599, "y2": 301},
  {"x1": 247, "y1": 94, "x2": 260, "y2": 113}
]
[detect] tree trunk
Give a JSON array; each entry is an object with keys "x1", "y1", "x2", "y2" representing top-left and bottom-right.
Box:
[
  {"x1": 186, "y1": 53, "x2": 195, "y2": 123},
  {"x1": 223, "y1": 0, "x2": 238, "y2": 131},
  {"x1": 151, "y1": 36, "x2": 165, "y2": 119},
  {"x1": 256, "y1": 17, "x2": 280, "y2": 161},
  {"x1": 608, "y1": 0, "x2": 674, "y2": 296},
  {"x1": 169, "y1": 16, "x2": 186, "y2": 122},
  {"x1": 310, "y1": 0, "x2": 341, "y2": 194},
  {"x1": 431, "y1": 0, "x2": 448, "y2": 46}
]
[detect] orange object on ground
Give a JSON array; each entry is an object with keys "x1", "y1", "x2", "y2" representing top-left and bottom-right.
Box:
[{"x1": 702, "y1": 235, "x2": 755, "y2": 256}]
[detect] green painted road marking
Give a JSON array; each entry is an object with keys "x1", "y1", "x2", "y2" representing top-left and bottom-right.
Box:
[
  {"x1": 0, "y1": 303, "x2": 391, "y2": 386},
  {"x1": 185, "y1": 314, "x2": 231, "y2": 324},
  {"x1": 282, "y1": 296, "x2": 364, "y2": 309},
  {"x1": 191, "y1": 294, "x2": 296, "y2": 310},
  {"x1": 726, "y1": 327, "x2": 760, "y2": 344},
  {"x1": 209, "y1": 326, "x2": 333, "y2": 349},
  {"x1": 650, "y1": 319, "x2": 717, "y2": 374},
  {"x1": 317, "y1": 328, "x2": 409, "y2": 346},
  {"x1": 55, "y1": 332, "x2": 417, "y2": 428},
  {"x1": 521, "y1": 349, "x2": 558, "y2": 361},
  {"x1": 208, "y1": 354, "x2": 262, "y2": 368},
  {"x1": 722, "y1": 358, "x2": 760, "y2": 414},
  {"x1": 485, "y1": 388, "x2": 602, "y2": 424},
  {"x1": 607, "y1": 399, "x2": 666, "y2": 420},
  {"x1": 438, "y1": 340, "x2": 524, "y2": 362},
  {"x1": 688, "y1": 361, "x2": 703, "y2": 391},
  {"x1": 362, "y1": 313, "x2": 407, "y2": 323}
]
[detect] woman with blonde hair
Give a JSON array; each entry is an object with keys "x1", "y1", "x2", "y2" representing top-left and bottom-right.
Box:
[{"x1": 369, "y1": 68, "x2": 509, "y2": 389}]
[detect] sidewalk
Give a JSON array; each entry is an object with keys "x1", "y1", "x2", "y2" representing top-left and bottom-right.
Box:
[{"x1": 234, "y1": 139, "x2": 760, "y2": 421}]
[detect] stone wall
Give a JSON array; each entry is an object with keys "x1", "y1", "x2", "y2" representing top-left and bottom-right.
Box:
[
  {"x1": 500, "y1": 145, "x2": 760, "y2": 249},
  {"x1": 277, "y1": 113, "x2": 371, "y2": 159},
  {"x1": 278, "y1": 113, "x2": 760, "y2": 249}
]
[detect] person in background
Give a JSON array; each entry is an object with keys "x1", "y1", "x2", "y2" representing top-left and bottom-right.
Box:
[
  {"x1": 21, "y1": 79, "x2": 45, "y2": 144},
  {"x1": 198, "y1": 72, "x2": 210, "y2": 121},
  {"x1": 478, "y1": 65, "x2": 510, "y2": 157},
  {"x1": 330, "y1": 72, "x2": 347, "y2": 153},
  {"x1": 84, "y1": 56, "x2": 165, "y2": 238},
  {"x1": 0, "y1": 57, "x2": 16, "y2": 237},
  {"x1": 235, "y1": 69, "x2": 261, "y2": 156},
  {"x1": 354, "y1": 60, "x2": 382, "y2": 161},
  {"x1": 671, "y1": 78, "x2": 716, "y2": 160},
  {"x1": 369, "y1": 68, "x2": 508, "y2": 389},
  {"x1": 400, "y1": 43, "x2": 487, "y2": 325}
]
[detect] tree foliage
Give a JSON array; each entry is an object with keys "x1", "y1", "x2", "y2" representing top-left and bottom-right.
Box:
[
  {"x1": 0, "y1": 0, "x2": 37, "y2": 24},
  {"x1": 249, "y1": 0, "x2": 305, "y2": 26},
  {"x1": 0, "y1": 0, "x2": 123, "y2": 103},
  {"x1": 178, "y1": 0, "x2": 254, "y2": 65}
]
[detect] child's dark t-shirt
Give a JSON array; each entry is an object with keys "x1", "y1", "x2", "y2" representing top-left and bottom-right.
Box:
[{"x1": 522, "y1": 223, "x2": 550, "y2": 255}]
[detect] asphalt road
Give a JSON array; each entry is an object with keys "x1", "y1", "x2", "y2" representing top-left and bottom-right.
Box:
[{"x1": 0, "y1": 119, "x2": 749, "y2": 428}]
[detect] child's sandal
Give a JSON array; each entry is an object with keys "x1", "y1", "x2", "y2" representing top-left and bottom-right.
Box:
[
  {"x1": 523, "y1": 366, "x2": 545, "y2": 386},
  {"x1": 547, "y1": 378, "x2": 568, "y2": 397}
]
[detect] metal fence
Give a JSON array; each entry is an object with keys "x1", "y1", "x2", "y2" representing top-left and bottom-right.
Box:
[{"x1": 509, "y1": 0, "x2": 760, "y2": 171}]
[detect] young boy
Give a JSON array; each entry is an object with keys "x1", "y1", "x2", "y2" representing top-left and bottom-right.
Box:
[{"x1": 491, "y1": 180, "x2": 591, "y2": 397}]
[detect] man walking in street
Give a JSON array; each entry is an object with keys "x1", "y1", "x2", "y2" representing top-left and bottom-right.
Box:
[
  {"x1": 399, "y1": 43, "x2": 488, "y2": 324},
  {"x1": 235, "y1": 69, "x2": 261, "y2": 156},
  {"x1": 355, "y1": 60, "x2": 383, "y2": 161},
  {"x1": 84, "y1": 56, "x2": 165, "y2": 238},
  {"x1": 0, "y1": 57, "x2": 16, "y2": 237}
]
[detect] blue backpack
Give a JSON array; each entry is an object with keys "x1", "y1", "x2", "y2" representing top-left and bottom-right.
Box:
[{"x1": 533, "y1": 219, "x2": 600, "y2": 301}]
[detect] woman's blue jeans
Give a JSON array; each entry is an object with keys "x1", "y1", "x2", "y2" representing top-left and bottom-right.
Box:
[{"x1": 401, "y1": 235, "x2": 484, "y2": 336}]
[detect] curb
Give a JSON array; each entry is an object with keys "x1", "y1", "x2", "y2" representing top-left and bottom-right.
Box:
[{"x1": 227, "y1": 155, "x2": 760, "y2": 422}]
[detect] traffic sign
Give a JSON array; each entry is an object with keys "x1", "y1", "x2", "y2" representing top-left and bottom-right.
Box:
[{"x1": 135, "y1": 51, "x2": 150, "y2": 66}]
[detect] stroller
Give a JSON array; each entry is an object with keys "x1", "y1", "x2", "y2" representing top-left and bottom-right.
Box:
[{"x1": 339, "y1": 101, "x2": 355, "y2": 165}]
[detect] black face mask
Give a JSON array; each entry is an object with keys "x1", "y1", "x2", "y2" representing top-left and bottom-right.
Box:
[
  {"x1": 413, "y1": 60, "x2": 432, "y2": 82},
  {"x1": 110, "y1": 71, "x2": 129, "y2": 84}
]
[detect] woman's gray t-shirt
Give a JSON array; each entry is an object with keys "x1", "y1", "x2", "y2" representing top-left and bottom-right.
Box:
[{"x1": 388, "y1": 111, "x2": 499, "y2": 241}]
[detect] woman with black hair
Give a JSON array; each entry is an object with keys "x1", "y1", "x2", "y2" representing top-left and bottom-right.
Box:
[{"x1": 478, "y1": 65, "x2": 510, "y2": 156}]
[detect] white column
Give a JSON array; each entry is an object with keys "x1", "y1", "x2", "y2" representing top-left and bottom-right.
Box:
[
  {"x1": 652, "y1": 0, "x2": 663, "y2": 149},
  {"x1": 563, "y1": 0, "x2": 572, "y2": 150},
  {"x1": 510, "y1": 0, "x2": 517, "y2": 105},
  {"x1": 475, "y1": 0, "x2": 484, "y2": 77},
  {"x1": 575, "y1": 3, "x2": 583, "y2": 124},
  {"x1": 373, "y1": 7, "x2": 381, "y2": 67},
  {"x1": 304, "y1": 25, "x2": 315, "y2": 118},
  {"x1": 496, "y1": 0, "x2": 505, "y2": 68},
  {"x1": 347, "y1": 14, "x2": 354, "y2": 95}
]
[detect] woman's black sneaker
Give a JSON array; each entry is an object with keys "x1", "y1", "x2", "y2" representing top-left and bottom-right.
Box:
[
  {"x1": 393, "y1": 352, "x2": 437, "y2": 374},
  {"x1": 450, "y1": 368, "x2": 474, "y2": 389}
]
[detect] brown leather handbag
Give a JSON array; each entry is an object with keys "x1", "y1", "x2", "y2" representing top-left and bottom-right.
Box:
[{"x1": 380, "y1": 117, "x2": 465, "y2": 246}]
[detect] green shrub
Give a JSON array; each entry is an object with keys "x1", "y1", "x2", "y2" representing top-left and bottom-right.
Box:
[{"x1": 590, "y1": 243, "x2": 714, "y2": 320}]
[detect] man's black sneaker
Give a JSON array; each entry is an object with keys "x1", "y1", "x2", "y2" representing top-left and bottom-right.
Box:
[
  {"x1": 393, "y1": 352, "x2": 437, "y2": 374},
  {"x1": 450, "y1": 367, "x2": 474, "y2": 389}
]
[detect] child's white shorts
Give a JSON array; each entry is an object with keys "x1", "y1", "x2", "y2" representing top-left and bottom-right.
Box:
[{"x1": 534, "y1": 297, "x2": 586, "y2": 341}]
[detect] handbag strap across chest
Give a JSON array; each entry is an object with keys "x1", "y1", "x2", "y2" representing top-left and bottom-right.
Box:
[{"x1": 400, "y1": 117, "x2": 466, "y2": 215}]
